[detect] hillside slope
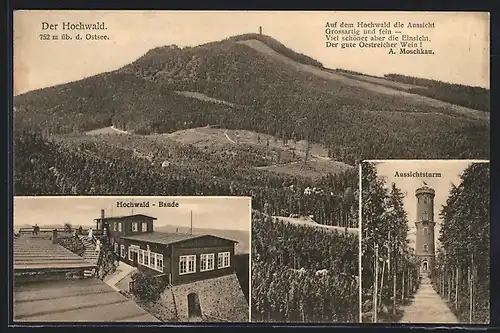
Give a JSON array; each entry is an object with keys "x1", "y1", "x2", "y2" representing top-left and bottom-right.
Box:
[
  {"x1": 238, "y1": 39, "x2": 488, "y2": 121},
  {"x1": 14, "y1": 34, "x2": 489, "y2": 164}
]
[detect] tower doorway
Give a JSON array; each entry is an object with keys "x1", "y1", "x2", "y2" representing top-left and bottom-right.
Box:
[{"x1": 422, "y1": 260, "x2": 428, "y2": 272}]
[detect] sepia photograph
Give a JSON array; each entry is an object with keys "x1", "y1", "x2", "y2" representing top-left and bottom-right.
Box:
[
  {"x1": 13, "y1": 196, "x2": 251, "y2": 322},
  {"x1": 11, "y1": 10, "x2": 490, "y2": 325},
  {"x1": 360, "y1": 160, "x2": 490, "y2": 324}
]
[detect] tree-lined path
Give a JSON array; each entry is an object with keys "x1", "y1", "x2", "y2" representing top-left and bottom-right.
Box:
[{"x1": 399, "y1": 275, "x2": 458, "y2": 324}]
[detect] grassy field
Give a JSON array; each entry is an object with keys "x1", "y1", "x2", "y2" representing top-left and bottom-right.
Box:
[
  {"x1": 164, "y1": 127, "x2": 331, "y2": 158},
  {"x1": 174, "y1": 91, "x2": 239, "y2": 107},
  {"x1": 81, "y1": 126, "x2": 352, "y2": 178},
  {"x1": 272, "y1": 215, "x2": 359, "y2": 236},
  {"x1": 332, "y1": 71, "x2": 425, "y2": 91}
]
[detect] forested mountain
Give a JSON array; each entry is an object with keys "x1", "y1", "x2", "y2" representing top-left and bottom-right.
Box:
[
  {"x1": 14, "y1": 34, "x2": 489, "y2": 165},
  {"x1": 13, "y1": 32, "x2": 488, "y2": 324}
]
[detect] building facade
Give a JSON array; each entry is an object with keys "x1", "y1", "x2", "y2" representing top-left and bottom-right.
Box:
[
  {"x1": 414, "y1": 185, "x2": 436, "y2": 275},
  {"x1": 94, "y1": 211, "x2": 238, "y2": 286}
]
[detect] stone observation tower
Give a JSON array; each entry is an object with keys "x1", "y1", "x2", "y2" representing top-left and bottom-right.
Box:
[{"x1": 414, "y1": 184, "x2": 436, "y2": 276}]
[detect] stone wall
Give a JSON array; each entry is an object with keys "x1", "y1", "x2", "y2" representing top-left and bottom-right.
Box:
[{"x1": 168, "y1": 273, "x2": 249, "y2": 322}]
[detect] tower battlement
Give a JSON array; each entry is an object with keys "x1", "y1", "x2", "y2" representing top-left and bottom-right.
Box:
[{"x1": 415, "y1": 186, "x2": 435, "y2": 197}]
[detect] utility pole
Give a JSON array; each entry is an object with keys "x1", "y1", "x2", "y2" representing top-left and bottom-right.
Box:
[
  {"x1": 304, "y1": 140, "x2": 311, "y2": 165},
  {"x1": 190, "y1": 210, "x2": 193, "y2": 235}
]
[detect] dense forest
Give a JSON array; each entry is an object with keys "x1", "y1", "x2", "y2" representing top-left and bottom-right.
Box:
[
  {"x1": 384, "y1": 74, "x2": 490, "y2": 112},
  {"x1": 14, "y1": 130, "x2": 358, "y2": 227},
  {"x1": 431, "y1": 162, "x2": 489, "y2": 324},
  {"x1": 252, "y1": 211, "x2": 358, "y2": 322},
  {"x1": 14, "y1": 35, "x2": 489, "y2": 165},
  {"x1": 361, "y1": 162, "x2": 420, "y2": 323}
]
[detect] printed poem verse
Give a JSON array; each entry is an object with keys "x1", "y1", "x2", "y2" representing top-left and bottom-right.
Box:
[{"x1": 325, "y1": 21, "x2": 435, "y2": 55}]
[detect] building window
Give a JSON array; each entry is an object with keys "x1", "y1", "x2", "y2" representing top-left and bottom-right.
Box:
[
  {"x1": 180, "y1": 255, "x2": 196, "y2": 275},
  {"x1": 114, "y1": 242, "x2": 118, "y2": 254},
  {"x1": 156, "y1": 254, "x2": 164, "y2": 271},
  {"x1": 132, "y1": 223, "x2": 138, "y2": 232},
  {"x1": 120, "y1": 245, "x2": 126, "y2": 258},
  {"x1": 137, "y1": 249, "x2": 163, "y2": 272},
  {"x1": 129, "y1": 245, "x2": 139, "y2": 261},
  {"x1": 150, "y1": 252, "x2": 156, "y2": 268},
  {"x1": 423, "y1": 244, "x2": 429, "y2": 252},
  {"x1": 142, "y1": 223, "x2": 147, "y2": 232},
  {"x1": 138, "y1": 249, "x2": 144, "y2": 264},
  {"x1": 218, "y1": 252, "x2": 230, "y2": 269},
  {"x1": 113, "y1": 222, "x2": 117, "y2": 232},
  {"x1": 200, "y1": 254, "x2": 215, "y2": 272},
  {"x1": 118, "y1": 222, "x2": 122, "y2": 232}
]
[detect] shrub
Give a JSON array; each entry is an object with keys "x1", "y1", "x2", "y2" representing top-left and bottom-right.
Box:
[
  {"x1": 58, "y1": 236, "x2": 85, "y2": 257},
  {"x1": 131, "y1": 272, "x2": 168, "y2": 302}
]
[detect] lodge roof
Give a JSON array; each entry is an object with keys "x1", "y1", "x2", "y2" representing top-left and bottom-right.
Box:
[
  {"x1": 121, "y1": 232, "x2": 238, "y2": 246},
  {"x1": 13, "y1": 278, "x2": 160, "y2": 322},
  {"x1": 14, "y1": 235, "x2": 95, "y2": 271},
  {"x1": 94, "y1": 214, "x2": 157, "y2": 221}
]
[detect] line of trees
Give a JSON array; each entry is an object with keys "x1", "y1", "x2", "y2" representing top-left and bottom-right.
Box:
[
  {"x1": 431, "y1": 162, "x2": 490, "y2": 323},
  {"x1": 361, "y1": 162, "x2": 420, "y2": 323},
  {"x1": 384, "y1": 74, "x2": 490, "y2": 112}
]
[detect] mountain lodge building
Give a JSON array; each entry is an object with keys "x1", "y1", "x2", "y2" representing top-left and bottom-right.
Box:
[{"x1": 94, "y1": 210, "x2": 238, "y2": 286}]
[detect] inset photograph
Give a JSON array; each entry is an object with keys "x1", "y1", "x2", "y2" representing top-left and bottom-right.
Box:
[
  {"x1": 360, "y1": 160, "x2": 489, "y2": 324},
  {"x1": 251, "y1": 171, "x2": 360, "y2": 323},
  {"x1": 13, "y1": 196, "x2": 251, "y2": 323}
]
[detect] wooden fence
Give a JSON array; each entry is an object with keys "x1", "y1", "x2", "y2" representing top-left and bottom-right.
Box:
[{"x1": 17, "y1": 227, "x2": 101, "y2": 235}]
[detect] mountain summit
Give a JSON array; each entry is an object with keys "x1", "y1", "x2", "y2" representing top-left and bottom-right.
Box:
[{"x1": 14, "y1": 33, "x2": 489, "y2": 164}]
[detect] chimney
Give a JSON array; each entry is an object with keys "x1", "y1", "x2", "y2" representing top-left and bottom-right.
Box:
[
  {"x1": 52, "y1": 229, "x2": 58, "y2": 244},
  {"x1": 259, "y1": 26, "x2": 262, "y2": 35},
  {"x1": 101, "y1": 209, "x2": 105, "y2": 220}
]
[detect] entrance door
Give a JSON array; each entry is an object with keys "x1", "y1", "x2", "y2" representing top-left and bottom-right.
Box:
[
  {"x1": 187, "y1": 293, "x2": 202, "y2": 318},
  {"x1": 422, "y1": 261, "x2": 428, "y2": 272},
  {"x1": 132, "y1": 251, "x2": 138, "y2": 267}
]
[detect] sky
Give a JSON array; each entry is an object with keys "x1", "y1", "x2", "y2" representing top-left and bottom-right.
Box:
[
  {"x1": 13, "y1": 196, "x2": 251, "y2": 231},
  {"x1": 14, "y1": 10, "x2": 490, "y2": 95},
  {"x1": 370, "y1": 160, "x2": 489, "y2": 250}
]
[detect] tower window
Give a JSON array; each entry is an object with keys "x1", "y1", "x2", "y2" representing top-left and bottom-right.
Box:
[
  {"x1": 422, "y1": 211, "x2": 428, "y2": 221},
  {"x1": 423, "y1": 244, "x2": 429, "y2": 252},
  {"x1": 423, "y1": 227, "x2": 428, "y2": 235}
]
